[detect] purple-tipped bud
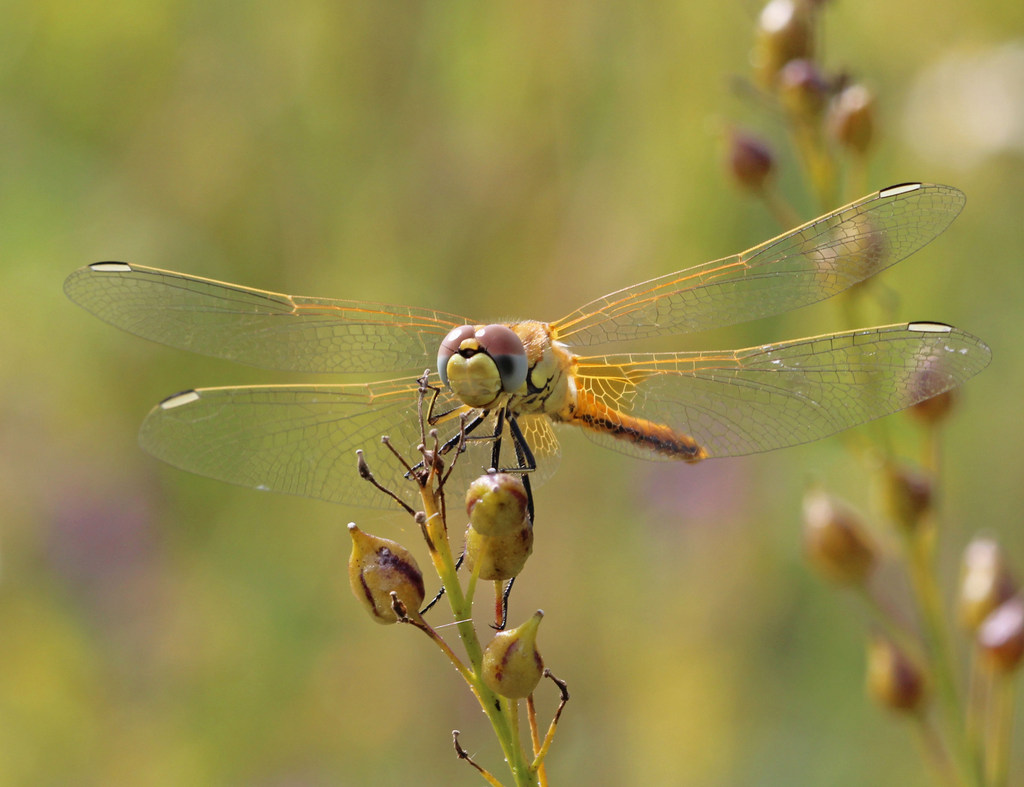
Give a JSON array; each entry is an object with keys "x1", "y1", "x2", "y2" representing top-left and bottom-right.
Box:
[
  {"x1": 778, "y1": 59, "x2": 828, "y2": 118},
  {"x1": 481, "y1": 611, "x2": 545, "y2": 699},
  {"x1": 827, "y1": 84, "x2": 875, "y2": 154},
  {"x1": 348, "y1": 524, "x2": 425, "y2": 625},
  {"x1": 466, "y1": 473, "x2": 530, "y2": 536},
  {"x1": 866, "y1": 634, "x2": 927, "y2": 712},
  {"x1": 802, "y1": 489, "x2": 877, "y2": 584},
  {"x1": 727, "y1": 129, "x2": 776, "y2": 192},
  {"x1": 977, "y1": 597, "x2": 1024, "y2": 673},
  {"x1": 959, "y1": 537, "x2": 1018, "y2": 632}
]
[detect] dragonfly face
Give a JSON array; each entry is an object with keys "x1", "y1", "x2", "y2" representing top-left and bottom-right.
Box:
[
  {"x1": 438, "y1": 323, "x2": 529, "y2": 408},
  {"x1": 64, "y1": 183, "x2": 991, "y2": 508}
]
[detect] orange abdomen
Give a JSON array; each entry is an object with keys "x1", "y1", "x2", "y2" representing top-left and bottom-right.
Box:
[{"x1": 563, "y1": 390, "x2": 707, "y2": 462}]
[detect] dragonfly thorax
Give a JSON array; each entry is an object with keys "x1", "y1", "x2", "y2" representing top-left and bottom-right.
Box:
[{"x1": 505, "y1": 321, "x2": 575, "y2": 417}]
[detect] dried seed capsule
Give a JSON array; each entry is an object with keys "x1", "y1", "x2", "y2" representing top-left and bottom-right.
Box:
[
  {"x1": 466, "y1": 473, "x2": 530, "y2": 536},
  {"x1": 882, "y1": 463, "x2": 932, "y2": 533},
  {"x1": 727, "y1": 129, "x2": 776, "y2": 192},
  {"x1": 481, "y1": 611, "x2": 545, "y2": 699},
  {"x1": 827, "y1": 83, "x2": 875, "y2": 154},
  {"x1": 802, "y1": 489, "x2": 877, "y2": 584},
  {"x1": 866, "y1": 634, "x2": 926, "y2": 712},
  {"x1": 959, "y1": 537, "x2": 1018, "y2": 631},
  {"x1": 348, "y1": 524, "x2": 425, "y2": 624},
  {"x1": 908, "y1": 389, "x2": 956, "y2": 425},
  {"x1": 464, "y1": 521, "x2": 534, "y2": 581},
  {"x1": 977, "y1": 597, "x2": 1024, "y2": 673}
]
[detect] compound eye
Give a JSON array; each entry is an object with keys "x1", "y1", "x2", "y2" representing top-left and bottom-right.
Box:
[
  {"x1": 475, "y1": 324, "x2": 528, "y2": 393},
  {"x1": 437, "y1": 325, "x2": 477, "y2": 387}
]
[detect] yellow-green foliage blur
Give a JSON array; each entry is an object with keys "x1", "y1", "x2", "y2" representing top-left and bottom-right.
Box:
[{"x1": 3, "y1": 2, "x2": 1023, "y2": 785}]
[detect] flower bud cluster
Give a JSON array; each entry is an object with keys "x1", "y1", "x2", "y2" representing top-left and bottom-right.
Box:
[
  {"x1": 959, "y1": 537, "x2": 1023, "y2": 673},
  {"x1": 731, "y1": 0, "x2": 877, "y2": 191}
]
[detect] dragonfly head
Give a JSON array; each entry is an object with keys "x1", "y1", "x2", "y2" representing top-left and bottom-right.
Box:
[{"x1": 438, "y1": 324, "x2": 528, "y2": 408}]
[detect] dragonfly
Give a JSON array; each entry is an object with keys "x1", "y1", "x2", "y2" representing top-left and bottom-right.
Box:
[{"x1": 65, "y1": 182, "x2": 990, "y2": 509}]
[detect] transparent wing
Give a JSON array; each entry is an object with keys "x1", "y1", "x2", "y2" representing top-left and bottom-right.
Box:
[
  {"x1": 570, "y1": 323, "x2": 990, "y2": 459},
  {"x1": 552, "y1": 183, "x2": 965, "y2": 346},
  {"x1": 64, "y1": 262, "x2": 474, "y2": 374},
  {"x1": 139, "y1": 376, "x2": 561, "y2": 508}
]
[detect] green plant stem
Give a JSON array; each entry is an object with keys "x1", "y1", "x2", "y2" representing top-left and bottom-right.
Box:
[
  {"x1": 418, "y1": 482, "x2": 537, "y2": 787},
  {"x1": 846, "y1": 153, "x2": 870, "y2": 203},
  {"x1": 790, "y1": 119, "x2": 837, "y2": 213},
  {"x1": 966, "y1": 647, "x2": 987, "y2": 780},
  {"x1": 759, "y1": 184, "x2": 802, "y2": 230},
  {"x1": 984, "y1": 667, "x2": 1016, "y2": 787},
  {"x1": 855, "y1": 585, "x2": 924, "y2": 664},
  {"x1": 914, "y1": 709, "x2": 963, "y2": 787},
  {"x1": 904, "y1": 524, "x2": 984, "y2": 787}
]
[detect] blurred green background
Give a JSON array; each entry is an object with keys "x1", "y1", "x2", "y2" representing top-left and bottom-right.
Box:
[{"x1": 4, "y1": 1, "x2": 1023, "y2": 785}]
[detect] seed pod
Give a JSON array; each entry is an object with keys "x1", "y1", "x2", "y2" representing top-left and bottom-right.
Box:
[
  {"x1": 959, "y1": 537, "x2": 1018, "y2": 632},
  {"x1": 348, "y1": 524, "x2": 425, "y2": 624},
  {"x1": 866, "y1": 634, "x2": 927, "y2": 712},
  {"x1": 977, "y1": 597, "x2": 1024, "y2": 673},
  {"x1": 727, "y1": 129, "x2": 776, "y2": 192},
  {"x1": 908, "y1": 390, "x2": 956, "y2": 425},
  {"x1": 752, "y1": 0, "x2": 815, "y2": 88},
  {"x1": 482, "y1": 611, "x2": 545, "y2": 699},
  {"x1": 466, "y1": 473, "x2": 530, "y2": 536},
  {"x1": 827, "y1": 83, "x2": 875, "y2": 155},
  {"x1": 802, "y1": 489, "x2": 877, "y2": 584},
  {"x1": 882, "y1": 462, "x2": 932, "y2": 533},
  {"x1": 777, "y1": 58, "x2": 828, "y2": 118},
  {"x1": 464, "y1": 521, "x2": 534, "y2": 581}
]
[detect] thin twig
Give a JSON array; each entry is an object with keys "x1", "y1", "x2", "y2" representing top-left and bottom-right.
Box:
[
  {"x1": 453, "y1": 731, "x2": 506, "y2": 787},
  {"x1": 356, "y1": 449, "x2": 416, "y2": 515}
]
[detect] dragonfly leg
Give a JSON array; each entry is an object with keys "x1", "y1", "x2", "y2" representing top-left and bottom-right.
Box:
[
  {"x1": 404, "y1": 409, "x2": 489, "y2": 484},
  {"x1": 489, "y1": 407, "x2": 506, "y2": 471},
  {"x1": 492, "y1": 577, "x2": 515, "y2": 630},
  {"x1": 419, "y1": 551, "x2": 465, "y2": 616},
  {"x1": 505, "y1": 411, "x2": 537, "y2": 523}
]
